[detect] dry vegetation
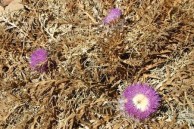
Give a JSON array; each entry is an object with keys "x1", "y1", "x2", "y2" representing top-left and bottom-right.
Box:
[{"x1": 0, "y1": 0, "x2": 194, "y2": 129}]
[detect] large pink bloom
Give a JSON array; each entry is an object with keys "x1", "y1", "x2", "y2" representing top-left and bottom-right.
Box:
[
  {"x1": 30, "y1": 48, "x2": 48, "y2": 72},
  {"x1": 103, "y1": 8, "x2": 122, "y2": 24},
  {"x1": 122, "y1": 83, "x2": 160, "y2": 120}
]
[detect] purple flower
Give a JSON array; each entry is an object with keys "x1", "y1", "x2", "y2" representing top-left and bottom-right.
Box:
[
  {"x1": 30, "y1": 48, "x2": 48, "y2": 72},
  {"x1": 103, "y1": 8, "x2": 122, "y2": 24},
  {"x1": 121, "y1": 83, "x2": 160, "y2": 120}
]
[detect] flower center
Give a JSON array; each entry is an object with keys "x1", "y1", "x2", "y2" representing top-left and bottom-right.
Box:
[{"x1": 132, "y1": 94, "x2": 149, "y2": 112}]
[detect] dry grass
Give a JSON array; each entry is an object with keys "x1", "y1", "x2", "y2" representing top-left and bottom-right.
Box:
[{"x1": 0, "y1": 0, "x2": 194, "y2": 129}]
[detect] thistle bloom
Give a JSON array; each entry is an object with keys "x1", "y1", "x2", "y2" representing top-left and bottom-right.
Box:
[
  {"x1": 103, "y1": 8, "x2": 122, "y2": 24},
  {"x1": 121, "y1": 83, "x2": 160, "y2": 120},
  {"x1": 30, "y1": 48, "x2": 48, "y2": 72}
]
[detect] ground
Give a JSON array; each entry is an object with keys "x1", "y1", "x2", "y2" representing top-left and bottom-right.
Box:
[{"x1": 0, "y1": 0, "x2": 194, "y2": 129}]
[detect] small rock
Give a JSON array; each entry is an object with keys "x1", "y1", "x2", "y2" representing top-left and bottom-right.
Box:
[
  {"x1": 0, "y1": 6, "x2": 4, "y2": 15},
  {"x1": 5, "y1": 2, "x2": 23, "y2": 12},
  {"x1": 1, "y1": 0, "x2": 14, "y2": 6}
]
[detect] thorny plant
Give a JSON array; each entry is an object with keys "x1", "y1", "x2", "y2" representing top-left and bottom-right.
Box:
[{"x1": 0, "y1": 0, "x2": 194, "y2": 129}]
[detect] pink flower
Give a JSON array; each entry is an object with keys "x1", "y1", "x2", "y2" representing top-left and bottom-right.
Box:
[
  {"x1": 30, "y1": 48, "x2": 48, "y2": 72},
  {"x1": 103, "y1": 8, "x2": 122, "y2": 24},
  {"x1": 121, "y1": 83, "x2": 160, "y2": 120}
]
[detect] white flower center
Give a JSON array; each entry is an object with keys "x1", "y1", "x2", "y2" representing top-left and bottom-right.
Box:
[{"x1": 132, "y1": 94, "x2": 149, "y2": 112}]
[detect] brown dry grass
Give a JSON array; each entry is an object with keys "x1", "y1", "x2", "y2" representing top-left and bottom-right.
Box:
[{"x1": 0, "y1": 0, "x2": 194, "y2": 129}]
